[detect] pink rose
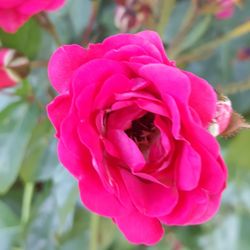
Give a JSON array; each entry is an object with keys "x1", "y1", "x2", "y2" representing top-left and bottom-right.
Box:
[
  {"x1": 47, "y1": 31, "x2": 227, "y2": 245},
  {"x1": 0, "y1": 48, "x2": 29, "y2": 89},
  {"x1": 0, "y1": 0, "x2": 65, "y2": 33}
]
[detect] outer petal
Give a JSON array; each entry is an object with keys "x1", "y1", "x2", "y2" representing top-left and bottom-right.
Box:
[
  {"x1": 78, "y1": 170, "x2": 125, "y2": 217},
  {"x1": 137, "y1": 30, "x2": 173, "y2": 65},
  {"x1": 176, "y1": 143, "x2": 201, "y2": 191},
  {"x1": 115, "y1": 209, "x2": 164, "y2": 245},
  {"x1": 184, "y1": 71, "x2": 217, "y2": 127},
  {"x1": 18, "y1": 0, "x2": 65, "y2": 13},
  {"x1": 47, "y1": 93, "x2": 71, "y2": 136},
  {"x1": 121, "y1": 169, "x2": 178, "y2": 217},
  {"x1": 102, "y1": 33, "x2": 163, "y2": 62},
  {"x1": 0, "y1": 8, "x2": 29, "y2": 33},
  {"x1": 0, "y1": 0, "x2": 24, "y2": 9},
  {"x1": 160, "y1": 189, "x2": 209, "y2": 225},
  {"x1": 48, "y1": 45, "x2": 87, "y2": 93}
]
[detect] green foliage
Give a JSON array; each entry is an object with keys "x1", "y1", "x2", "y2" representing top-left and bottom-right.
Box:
[
  {"x1": 0, "y1": 102, "x2": 39, "y2": 194},
  {"x1": 0, "y1": 19, "x2": 42, "y2": 59}
]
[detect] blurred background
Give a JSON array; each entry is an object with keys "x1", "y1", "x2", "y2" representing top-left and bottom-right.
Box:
[{"x1": 0, "y1": 0, "x2": 250, "y2": 249}]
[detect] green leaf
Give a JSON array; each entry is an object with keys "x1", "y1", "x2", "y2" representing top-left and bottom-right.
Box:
[
  {"x1": 225, "y1": 130, "x2": 250, "y2": 174},
  {"x1": 0, "y1": 200, "x2": 20, "y2": 250},
  {"x1": 24, "y1": 168, "x2": 78, "y2": 250},
  {"x1": 0, "y1": 102, "x2": 39, "y2": 194},
  {"x1": 179, "y1": 16, "x2": 212, "y2": 53},
  {"x1": 20, "y1": 119, "x2": 55, "y2": 182},
  {"x1": 0, "y1": 19, "x2": 41, "y2": 59}
]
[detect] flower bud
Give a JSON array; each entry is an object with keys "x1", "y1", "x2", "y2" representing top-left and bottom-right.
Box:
[
  {"x1": 114, "y1": 0, "x2": 154, "y2": 32},
  {"x1": 0, "y1": 48, "x2": 30, "y2": 89},
  {"x1": 209, "y1": 94, "x2": 250, "y2": 137}
]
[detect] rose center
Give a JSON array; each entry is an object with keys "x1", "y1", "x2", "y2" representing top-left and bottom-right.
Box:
[{"x1": 125, "y1": 113, "x2": 158, "y2": 151}]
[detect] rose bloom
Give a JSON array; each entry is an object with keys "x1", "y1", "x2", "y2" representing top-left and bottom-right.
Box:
[
  {"x1": 47, "y1": 31, "x2": 227, "y2": 245},
  {"x1": 0, "y1": 48, "x2": 29, "y2": 89},
  {"x1": 0, "y1": 0, "x2": 65, "y2": 33}
]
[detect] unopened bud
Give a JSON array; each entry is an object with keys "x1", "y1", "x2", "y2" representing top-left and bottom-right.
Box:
[
  {"x1": 0, "y1": 48, "x2": 30, "y2": 89},
  {"x1": 114, "y1": 0, "x2": 153, "y2": 32},
  {"x1": 209, "y1": 94, "x2": 250, "y2": 137}
]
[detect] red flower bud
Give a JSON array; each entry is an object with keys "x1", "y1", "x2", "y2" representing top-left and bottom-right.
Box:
[{"x1": 0, "y1": 48, "x2": 30, "y2": 89}]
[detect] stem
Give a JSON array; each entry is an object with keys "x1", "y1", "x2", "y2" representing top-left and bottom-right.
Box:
[
  {"x1": 222, "y1": 79, "x2": 250, "y2": 95},
  {"x1": 30, "y1": 60, "x2": 48, "y2": 69},
  {"x1": 34, "y1": 12, "x2": 62, "y2": 46},
  {"x1": 176, "y1": 20, "x2": 250, "y2": 64},
  {"x1": 21, "y1": 182, "x2": 34, "y2": 226},
  {"x1": 82, "y1": 0, "x2": 101, "y2": 46},
  {"x1": 168, "y1": 2, "x2": 199, "y2": 57},
  {"x1": 89, "y1": 213, "x2": 100, "y2": 250},
  {"x1": 157, "y1": 0, "x2": 176, "y2": 37}
]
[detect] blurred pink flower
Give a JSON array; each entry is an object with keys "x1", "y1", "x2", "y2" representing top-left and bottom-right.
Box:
[
  {"x1": 47, "y1": 31, "x2": 227, "y2": 245},
  {"x1": 215, "y1": 0, "x2": 236, "y2": 19},
  {"x1": 0, "y1": 0, "x2": 66, "y2": 33}
]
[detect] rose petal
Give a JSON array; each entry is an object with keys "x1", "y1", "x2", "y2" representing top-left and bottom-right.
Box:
[
  {"x1": 184, "y1": 71, "x2": 217, "y2": 127},
  {"x1": 94, "y1": 74, "x2": 133, "y2": 109},
  {"x1": 107, "y1": 129, "x2": 146, "y2": 172},
  {"x1": 121, "y1": 169, "x2": 178, "y2": 217},
  {"x1": 139, "y1": 64, "x2": 191, "y2": 103},
  {"x1": 72, "y1": 58, "x2": 130, "y2": 95},
  {"x1": 102, "y1": 33, "x2": 163, "y2": 62},
  {"x1": 137, "y1": 30, "x2": 173, "y2": 65},
  {"x1": 78, "y1": 172, "x2": 124, "y2": 217},
  {"x1": 47, "y1": 93, "x2": 71, "y2": 137},
  {"x1": 176, "y1": 143, "x2": 201, "y2": 191},
  {"x1": 0, "y1": 8, "x2": 28, "y2": 33},
  {"x1": 160, "y1": 189, "x2": 209, "y2": 225},
  {"x1": 48, "y1": 45, "x2": 87, "y2": 93},
  {"x1": 115, "y1": 208, "x2": 164, "y2": 245}
]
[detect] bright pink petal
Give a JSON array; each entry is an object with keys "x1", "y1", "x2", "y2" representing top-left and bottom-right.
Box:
[
  {"x1": 199, "y1": 152, "x2": 226, "y2": 194},
  {"x1": 57, "y1": 139, "x2": 86, "y2": 178},
  {"x1": 48, "y1": 45, "x2": 87, "y2": 93},
  {"x1": 115, "y1": 209, "x2": 164, "y2": 245},
  {"x1": 0, "y1": 8, "x2": 29, "y2": 33},
  {"x1": 47, "y1": 94, "x2": 71, "y2": 137},
  {"x1": 0, "y1": 68, "x2": 16, "y2": 88},
  {"x1": 102, "y1": 33, "x2": 163, "y2": 62},
  {"x1": 107, "y1": 129, "x2": 146, "y2": 172},
  {"x1": 137, "y1": 30, "x2": 173, "y2": 65},
  {"x1": 176, "y1": 143, "x2": 201, "y2": 191},
  {"x1": 121, "y1": 169, "x2": 178, "y2": 217},
  {"x1": 72, "y1": 58, "x2": 131, "y2": 95},
  {"x1": 18, "y1": 0, "x2": 65, "y2": 13},
  {"x1": 184, "y1": 71, "x2": 217, "y2": 127},
  {"x1": 104, "y1": 44, "x2": 145, "y2": 61},
  {"x1": 139, "y1": 64, "x2": 191, "y2": 103},
  {"x1": 78, "y1": 171, "x2": 125, "y2": 217},
  {"x1": 94, "y1": 74, "x2": 134, "y2": 109},
  {"x1": 107, "y1": 104, "x2": 145, "y2": 130},
  {"x1": 0, "y1": 0, "x2": 23, "y2": 8},
  {"x1": 160, "y1": 189, "x2": 209, "y2": 225}
]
